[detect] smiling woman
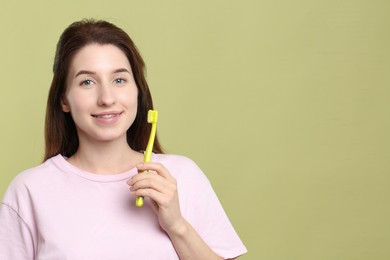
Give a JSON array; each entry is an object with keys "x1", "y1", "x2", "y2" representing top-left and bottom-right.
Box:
[
  {"x1": 0, "y1": 19, "x2": 247, "y2": 259},
  {"x1": 61, "y1": 44, "x2": 139, "y2": 147},
  {"x1": 45, "y1": 20, "x2": 160, "y2": 160}
]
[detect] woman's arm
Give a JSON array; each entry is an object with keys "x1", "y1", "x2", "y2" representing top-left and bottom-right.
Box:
[
  {"x1": 128, "y1": 162, "x2": 226, "y2": 260},
  {"x1": 164, "y1": 216, "x2": 225, "y2": 259},
  {"x1": 0, "y1": 203, "x2": 35, "y2": 259}
]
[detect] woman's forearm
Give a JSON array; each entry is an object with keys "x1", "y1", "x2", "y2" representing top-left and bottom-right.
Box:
[{"x1": 166, "y1": 218, "x2": 224, "y2": 260}]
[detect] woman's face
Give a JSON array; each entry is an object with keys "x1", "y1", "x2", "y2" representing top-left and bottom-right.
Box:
[{"x1": 62, "y1": 44, "x2": 138, "y2": 144}]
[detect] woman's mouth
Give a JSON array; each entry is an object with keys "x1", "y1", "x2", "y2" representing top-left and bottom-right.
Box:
[
  {"x1": 93, "y1": 114, "x2": 121, "y2": 119},
  {"x1": 92, "y1": 112, "x2": 123, "y2": 123}
]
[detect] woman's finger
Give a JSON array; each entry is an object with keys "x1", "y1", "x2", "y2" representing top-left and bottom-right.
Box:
[
  {"x1": 136, "y1": 162, "x2": 176, "y2": 182},
  {"x1": 130, "y1": 185, "x2": 176, "y2": 208},
  {"x1": 129, "y1": 174, "x2": 171, "y2": 194}
]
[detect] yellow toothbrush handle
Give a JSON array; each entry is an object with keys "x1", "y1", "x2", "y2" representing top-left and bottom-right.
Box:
[
  {"x1": 136, "y1": 195, "x2": 144, "y2": 207},
  {"x1": 136, "y1": 171, "x2": 149, "y2": 207},
  {"x1": 136, "y1": 110, "x2": 158, "y2": 207}
]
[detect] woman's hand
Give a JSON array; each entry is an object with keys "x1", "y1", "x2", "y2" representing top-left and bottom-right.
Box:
[
  {"x1": 127, "y1": 162, "x2": 185, "y2": 234},
  {"x1": 128, "y1": 162, "x2": 225, "y2": 260}
]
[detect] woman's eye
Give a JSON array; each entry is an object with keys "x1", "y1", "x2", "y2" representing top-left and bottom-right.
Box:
[
  {"x1": 81, "y1": 80, "x2": 93, "y2": 86},
  {"x1": 114, "y1": 78, "x2": 126, "y2": 84}
]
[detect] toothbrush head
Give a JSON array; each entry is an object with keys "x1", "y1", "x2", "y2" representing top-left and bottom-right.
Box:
[{"x1": 147, "y1": 110, "x2": 158, "y2": 124}]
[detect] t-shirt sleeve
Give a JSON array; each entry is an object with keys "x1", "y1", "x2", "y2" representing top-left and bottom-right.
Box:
[
  {"x1": 176, "y1": 158, "x2": 247, "y2": 259},
  {"x1": 0, "y1": 203, "x2": 35, "y2": 259}
]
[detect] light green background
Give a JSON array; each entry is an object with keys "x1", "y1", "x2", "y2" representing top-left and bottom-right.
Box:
[{"x1": 1, "y1": 1, "x2": 389, "y2": 259}]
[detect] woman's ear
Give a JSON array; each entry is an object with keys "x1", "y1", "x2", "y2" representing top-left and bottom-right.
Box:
[{"x1": 61, "y1": 97, "x2": 71, "y2": 113}]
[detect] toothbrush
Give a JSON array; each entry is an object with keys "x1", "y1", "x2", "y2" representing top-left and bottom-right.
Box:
[{"x1": 136, "y1": 110, "x2": 158, "y2": 207}]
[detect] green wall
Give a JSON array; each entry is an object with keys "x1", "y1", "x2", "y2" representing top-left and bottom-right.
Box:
[{"x1": 1, "y1": 1, "x2": 389, "y2": 259}]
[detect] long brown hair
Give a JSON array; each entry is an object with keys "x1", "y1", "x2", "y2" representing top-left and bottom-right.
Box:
[{"x1": 44, "y1": 19, "x2": 163, "y2": 161}]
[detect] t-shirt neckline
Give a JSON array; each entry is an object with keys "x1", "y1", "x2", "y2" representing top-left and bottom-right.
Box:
[{"x1": 51, "y1": 154, "x2": 141, "y2": 182}]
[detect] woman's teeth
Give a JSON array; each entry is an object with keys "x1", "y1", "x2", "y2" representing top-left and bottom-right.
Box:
[{"x1": 94, "y1": 114, "x2": 119, "y2": 119}]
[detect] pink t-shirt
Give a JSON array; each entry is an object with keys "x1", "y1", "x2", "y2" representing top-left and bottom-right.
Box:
[{"x1": 0, "y1": 154, "x2": 247, "y2": 259}]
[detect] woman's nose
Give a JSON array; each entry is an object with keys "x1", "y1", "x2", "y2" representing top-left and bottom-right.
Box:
[{"x1": 97, "y1": 84, "x2": 115, "y2": 106}]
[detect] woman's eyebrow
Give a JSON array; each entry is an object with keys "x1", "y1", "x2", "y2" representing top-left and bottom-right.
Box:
[
  {"x1": 75, "y1": 70, "x2": 95, "y2": 78},
  {"x1": 113, "y1": 68, "x2": 131, "y2": 74},
  {"x1": 74, "y1": 68, "x2": 131, "y2": 78}
]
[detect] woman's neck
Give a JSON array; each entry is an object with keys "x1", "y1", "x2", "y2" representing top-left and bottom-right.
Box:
[{"x1": 68, "y1": 138, "x2": 144, "y2": 175}]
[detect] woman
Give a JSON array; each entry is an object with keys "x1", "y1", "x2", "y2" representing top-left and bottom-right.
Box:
[{"x1": 0, "y1": 19, "x2": 247, "y2": 259}]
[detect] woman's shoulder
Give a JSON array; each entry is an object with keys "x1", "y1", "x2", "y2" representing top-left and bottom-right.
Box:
[
  {"x1": 152, "y1": 153, "x2": 210, "y2": 183},
  {"x1": 153, "y1": 153, "x2": 195, "y2": 164},
  {"x1": 2, "y1": 156, "x2": 60, "y2": 202},
  {"x1": 9, "y1": 156, "x2": 59, "y2": 185},
  {"x1": 152, "y1": 153, "x2": 201, "y2": 172}
]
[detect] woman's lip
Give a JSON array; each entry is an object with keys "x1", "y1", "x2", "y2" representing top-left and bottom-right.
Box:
[
  {"x1": 93, "y1": 112, "x2": 122, "y2": 123},
  {"x1": 92, "y1": 111, "x2": 123, "y2": 117}
]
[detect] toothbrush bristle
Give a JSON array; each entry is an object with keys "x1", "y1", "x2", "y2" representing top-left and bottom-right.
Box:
[{"x1": 147, "y1": 110, "x2": 158, "y2": 123}]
